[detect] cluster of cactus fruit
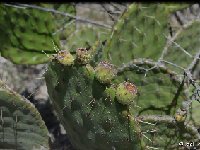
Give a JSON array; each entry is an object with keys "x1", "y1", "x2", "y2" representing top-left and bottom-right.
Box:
[
  {"x1": 45, "y1": 45, "x2": 198, "y2": 150},
  {"x1": 52, "y1": 48, "x2": 138, "y2": 106},
  {"x1": 1, "y1": 3, "x2": 200, "y2": 150},
  {"x1": 45, "y1": 3, "x2": 200, "y2": 150}
]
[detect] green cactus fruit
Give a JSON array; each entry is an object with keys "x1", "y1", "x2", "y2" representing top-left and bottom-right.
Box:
[
  {"x1": 54, "y1": 50, "x2": 74, "y2": 66},
  {"x1": 95, "y1": 61, "x2": 117, "y2": 84},
  {"x1": 76, "y1": 48, "x2": 92, "y2": 64},
  {"x1": 116, "y1": 81, "x2": 138, "y2": 105},
  {"x1": 0, "y1": 80, "x2": 49, "y2": 149}
]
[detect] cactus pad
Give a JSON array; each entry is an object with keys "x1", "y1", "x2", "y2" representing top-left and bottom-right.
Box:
[
  {"x1": 0, "y1": 5, "x2": 60, "y2": 64},
  {"x1": 65, "y1": 26, "x2": 110, "y2": 53},
  {"x1": 163, "y1": 21, "x2": 200, "y2": 74},
  {"x1": 0, "y1": 80, "x2": 49, "y2": 149},
  {"x1": 103, "y1": 4, "x2": 189, "y2": 66}
]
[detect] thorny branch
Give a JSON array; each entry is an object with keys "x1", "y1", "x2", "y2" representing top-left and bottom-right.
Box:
[
  {"x1": 175, "y1": 51, "x2": 200, "y2": 117},
  {"x1": 135, "y1": 115, "x2": 200, "y2": 140},
  {"x1": 4, "y1": 3, "x2": 112, "y2": 29},
  {"x1": 117, "y1": 58, "x2": 183, "y2": 81}
]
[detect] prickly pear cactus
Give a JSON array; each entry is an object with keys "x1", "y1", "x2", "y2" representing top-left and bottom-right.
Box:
[
  {"x1": 45, "y1": 3, "x2": 200, "y2": 150},
  {"x1": 103, "y1": 4, "x2": 189, "y2": 65},
  {"x1": 46, "y1": 57, "x2": 198, "y2": 149},
  {"x1": 0, "y1": 80, "x2": 49, "y2": 149},
  {"x1": 45, "y1": 62, "x2": 142, "y2": 150},
  {"x1": 0, "y1": 4, "x2": 60, "y2": 64}
]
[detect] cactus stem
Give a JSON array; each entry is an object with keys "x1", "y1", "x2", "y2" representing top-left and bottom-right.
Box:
[{"x1": 117, "y1": 58, "x2": 180, "y2": 80}]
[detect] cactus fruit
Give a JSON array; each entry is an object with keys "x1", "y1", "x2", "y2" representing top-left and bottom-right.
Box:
[
  {"x1": 116, "y1": 82, "x2": 138, "y2": 105},
  {"x1": 94, "y1": 61, "x2": 117, "y2": 84},
  {"x1": 53, "y1": 50, "x2": 74, "y2": 66},
  {"x1": 76, "y1": 48, "x2": 92, "y2": 64},
  {"x1": 0, "y1": 80, "x2": 49, "y2": 149}
]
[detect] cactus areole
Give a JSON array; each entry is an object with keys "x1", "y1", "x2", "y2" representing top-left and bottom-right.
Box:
[
  {"x1": 116, "y1": 82, "x2": 138, "y2": 105},
  {"x1": 95, "y1": 61, "x2": 117, "y2": 84}
]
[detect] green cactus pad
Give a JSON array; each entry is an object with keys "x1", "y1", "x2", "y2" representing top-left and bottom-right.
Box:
[
  {"x1": 115, "y1": 61, "x2": 198, "y2": 149},
  {"x1": 65, "y1": 26, "x2": 110, "y2": 53},
  {"x1": 0, "y1": 5, "x2": 60, "y2": 64},
  {"x1": 48, "y1": 3, "x2": 76, "y2": 40},
  {"x1": 45, "y1": 62, "x2": 142, "y2": 150},
  {"x1": 0, "y1": 80, "x2": 49, "y2": 149},
  {"x1": 116, "y1": 62, "x2": 186, "y2": 116},
  {"x1": 163, "y1": 21, "x2": 200, "y2": 74},
  {"x1": 103, "y1": 3, "x2": 189, "y2": 66}
]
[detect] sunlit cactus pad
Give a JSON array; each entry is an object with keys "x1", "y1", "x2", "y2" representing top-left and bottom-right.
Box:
[
  {"x1": 0, "y1": 4, "x2": 59, "y2": 64},
  {"x1": 103, "y1": 4, "x2": 189, "y2": 65},
  {"x1": 163, "y1": 21, "x2": 200, "y2": 74}
]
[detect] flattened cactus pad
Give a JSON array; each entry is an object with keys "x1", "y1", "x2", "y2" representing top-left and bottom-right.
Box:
[
  {"x1": 116, "y1": 82, "x2": 138, "y2": 105},
  {"x1": 0, "y1": 5, "x2": 60, "y2": 64},
  {"x1": 95, "y1": 61, "x2": 117, "y2": 84},
  {"x1": 0, "y1": 80, "x2": 49, "y2": 149}
]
